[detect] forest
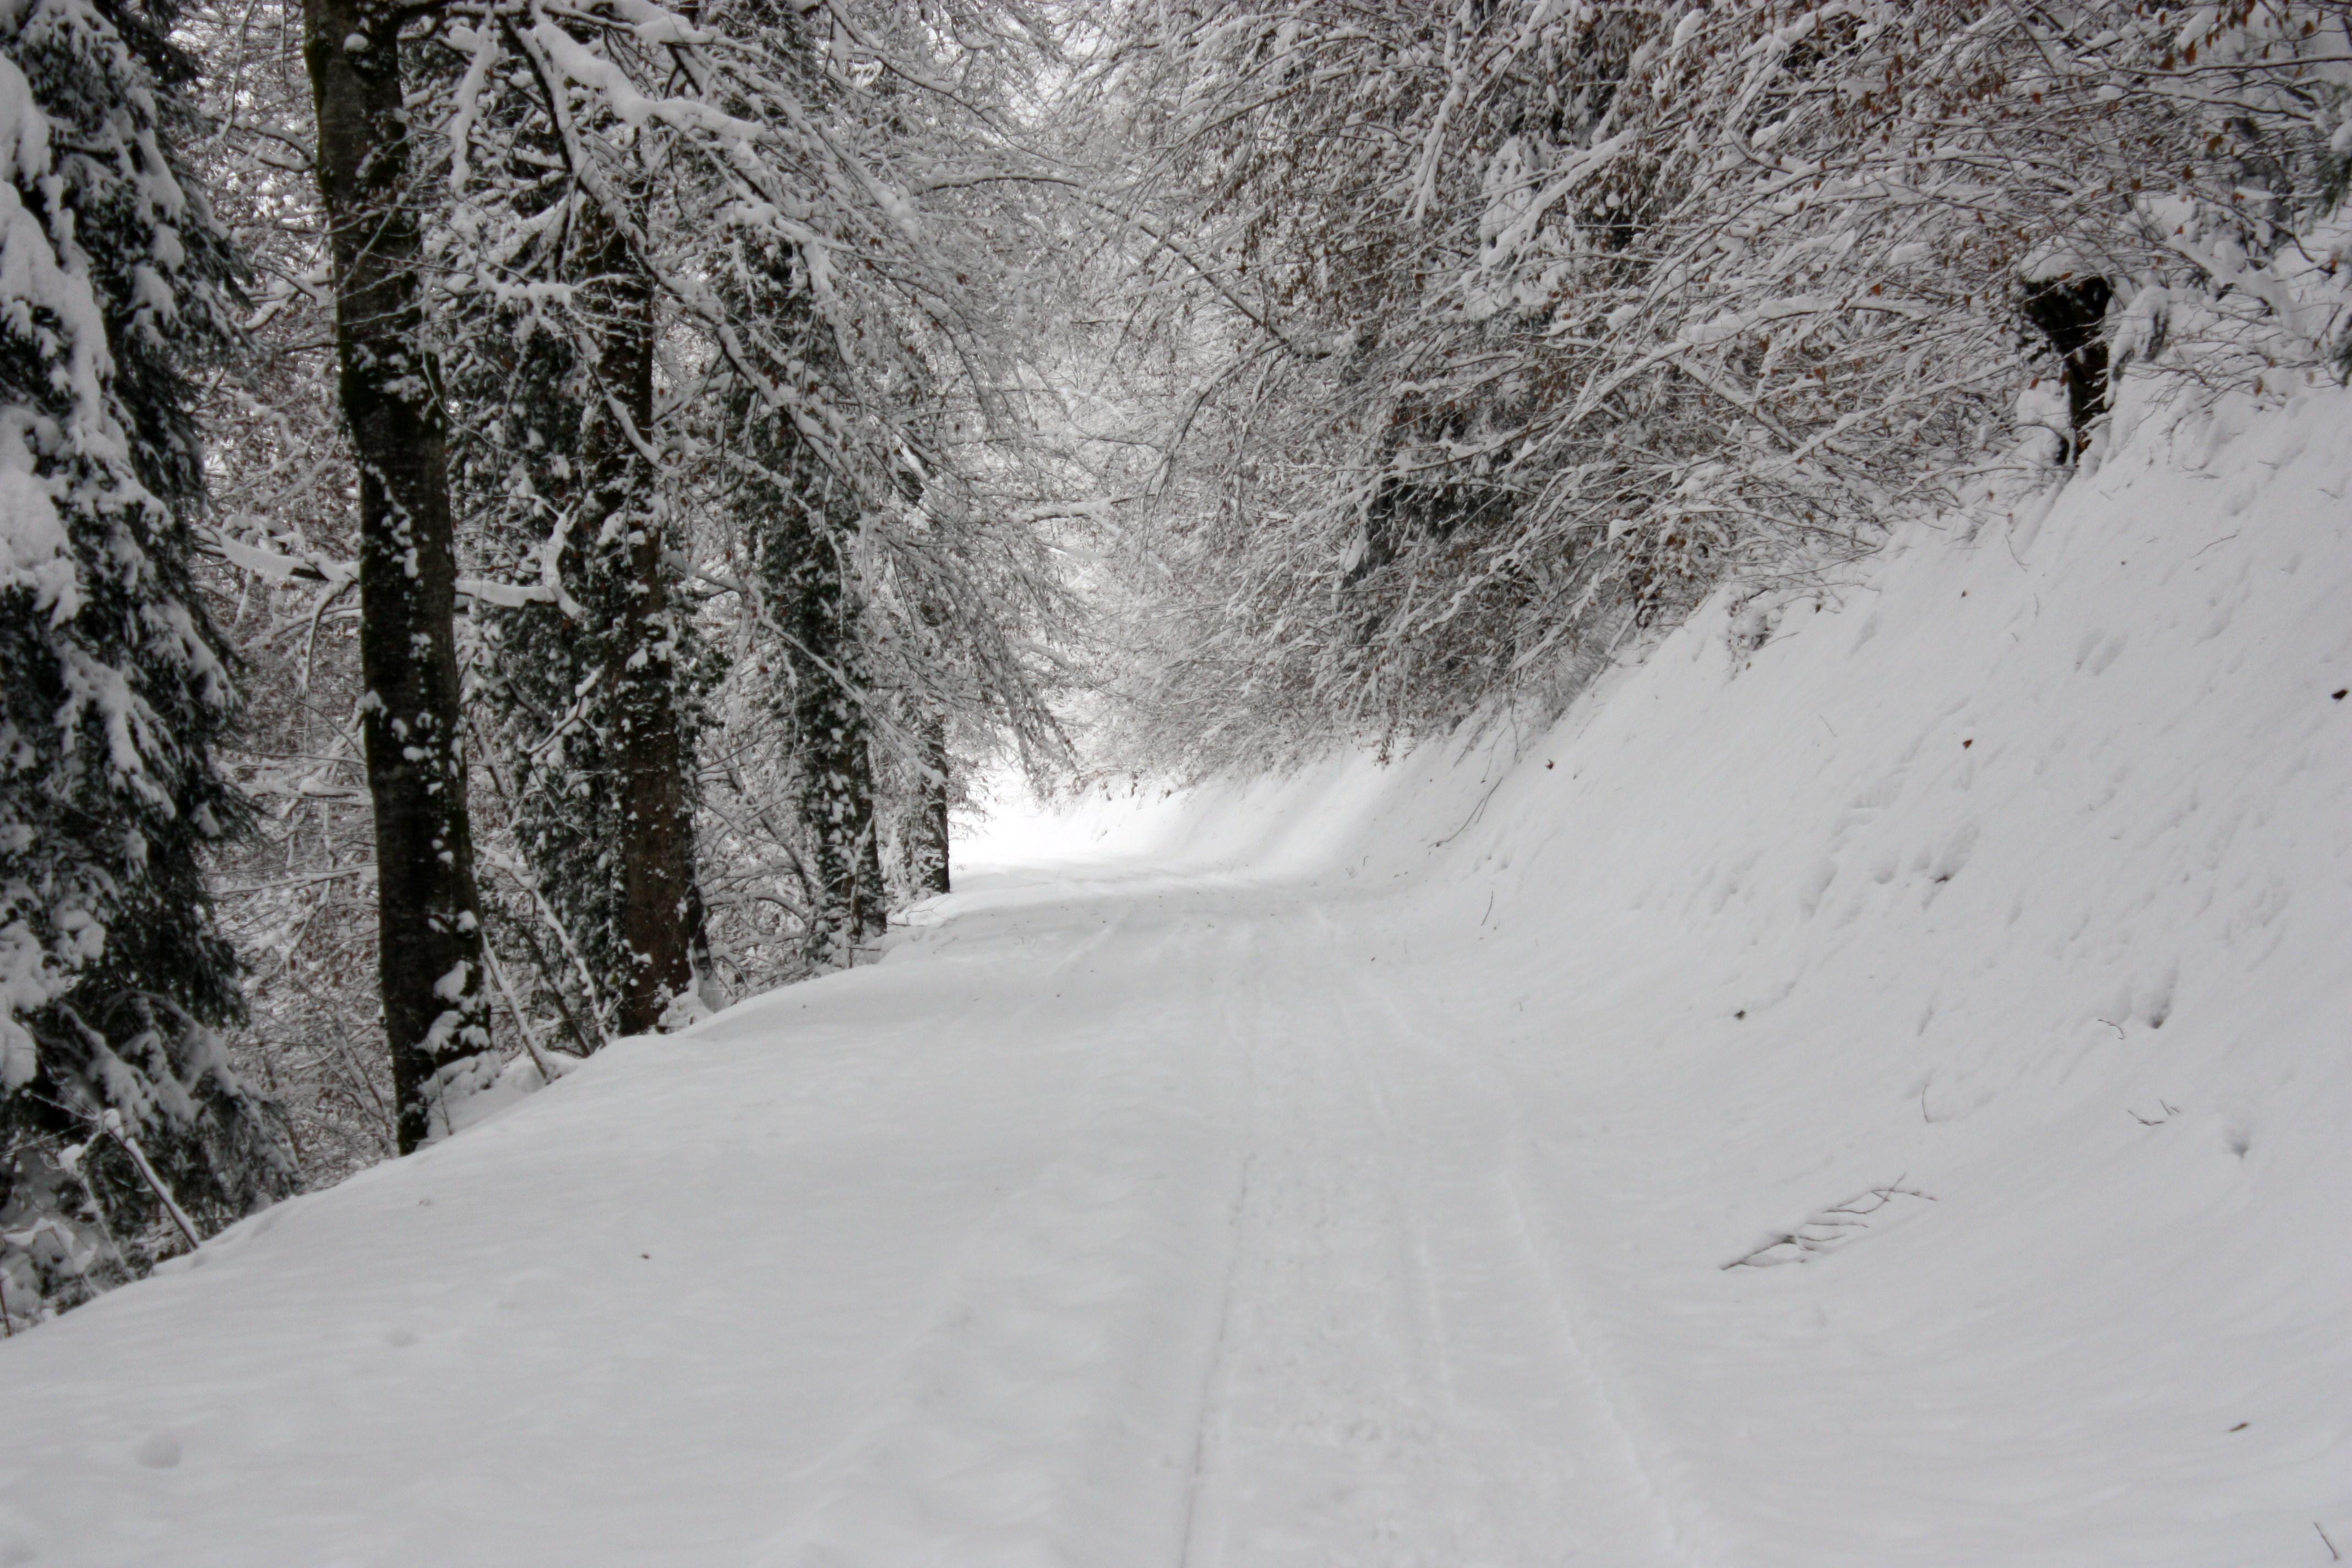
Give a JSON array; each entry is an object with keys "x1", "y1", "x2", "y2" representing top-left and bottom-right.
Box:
[{"x1": 2, "y1": 0, "x2": 2348, "y2": 1334}]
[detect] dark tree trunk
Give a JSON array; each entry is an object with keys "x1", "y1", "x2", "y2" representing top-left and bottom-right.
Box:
[
  {"x1": 611, "y1": 503, "x2": 704, "y2": 1032},
  {"x1": 2022, "y1": 276, "x2": 2114, "y2": 463},
  {"x1": 578, "y1": 208, "x2": 703, "y2": 1033},
  {"x1": 787, "y1": 573, "x2": 887, "y2": 967},
  {"x1": 303, "y1": 0, "x2": 495, "y2": 1151},
  {"x1": 902, "y1": 592, "x2": 952, "y2": 900},
  {"x1": 911, "y1": 713, "x2": 951, "y2": 897}
]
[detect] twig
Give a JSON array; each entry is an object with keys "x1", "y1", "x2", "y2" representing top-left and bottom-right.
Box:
[
  {"x1": 481, "y1": 940, "x2": 562, "y2": 1084},
  {"x1": 1724, "y1": 1178, "x2": 1934, "y2": 1269},
  {"x1": 102, "y1": 1113, "x2": 203, "y2": 1253},
  {"x1": 2318, "y1": 1523, "x2": 2340, "y2": 1562},
  {"x1": 1434, "y1": 771, "x2": 1510, "y2": 848}
]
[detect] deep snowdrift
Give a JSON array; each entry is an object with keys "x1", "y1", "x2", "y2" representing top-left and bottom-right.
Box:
[{"x1": 3, "y1": 382, "x2": 2347, "y2": 1566}]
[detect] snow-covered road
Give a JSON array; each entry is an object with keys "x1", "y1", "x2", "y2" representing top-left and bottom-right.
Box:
[
  {"x1": 8, "y1": 828, "x2": 2343, "y2": 1567},
  {"x1": 743, "y1": 867, "x2": 1714, "y2": 1567},
  {"x1": 0, "y1": 860, "x2": 1724, "y2": 1566},
  {"x1": 6, "y1": 382, "x2": 2349, "y2": 1565}
]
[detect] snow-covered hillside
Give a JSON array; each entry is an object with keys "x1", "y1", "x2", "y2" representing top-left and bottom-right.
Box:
[{"x1": 3, "y1": 384, "x2": 2347, "y2": 1566}]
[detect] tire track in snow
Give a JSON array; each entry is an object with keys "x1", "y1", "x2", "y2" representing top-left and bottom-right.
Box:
[
  {"x1": 1172, "y1": 1146, "x2": 1253, "y2": 1568},
  {"x1": 1326, "y1": 913, "x2": 1739, "y2": 1566},
  {"x1": 1173, "y1": 924, "x2": 1271, "y2": 1568},
  {"x1": 753, "y1": 901, "x2": 1254, "y2": 1568},
  {"x1": 1173, "y1": 907, "x2": 1538, "y2": 1566},
  {"x1": 753, "y1": 879, "x2": 1727, "y2": 1565}
]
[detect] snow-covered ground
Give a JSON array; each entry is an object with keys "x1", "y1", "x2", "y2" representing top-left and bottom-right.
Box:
[{"x1": 4, "y1": 383, "x2": 2349, "y2": 1566}]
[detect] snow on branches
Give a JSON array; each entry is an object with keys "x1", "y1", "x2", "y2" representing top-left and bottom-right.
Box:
[
  {"x1": 418, "y1": 0, "x2": 1070, "y2": 997},
  {"x1": 1, "y1": 0, "x2": 290, "y2": 1326},
  {"x1": 1084, "y1": 1, "x2": 2352, "y2": 761}
]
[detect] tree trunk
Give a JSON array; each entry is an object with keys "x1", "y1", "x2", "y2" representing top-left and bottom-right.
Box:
[
  {"x1": 791, "y1": 589, "x2": 886, "y2": 968},
  {"x1": 576, "y1": 206, "x2": 704, "y2": 1033},
  {"x1": 303, "y1": 0, "x2": 496, "y2": 1152},
  {"x1": 2022, "y1": 276, "x2": 2114, "y2": 464},
  {"x1": 910, "y1": 712, "x2": 951, "y2": 897}
]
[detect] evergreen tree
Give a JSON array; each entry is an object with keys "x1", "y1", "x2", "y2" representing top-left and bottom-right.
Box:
[
  {"x1": 579, "y1": 207, "x2": 707, "y2": 1033},
  {"x1": 720, "y1": 239, "x2": 889, "y2": 968},
  {"x1": 0, "y1": 0, "x2": 292, "y2": 1323},
  {"x1": 450, "y1": 291, "x2": 634, "y2": 1044},
  {"x1": 442, "y1": 61, "x2": 710, "y2": 1042}
]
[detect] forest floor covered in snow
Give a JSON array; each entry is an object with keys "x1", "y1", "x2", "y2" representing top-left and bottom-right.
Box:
[{"x1": 3, "y1": 382, "x2": 2349, "y2": 1566}]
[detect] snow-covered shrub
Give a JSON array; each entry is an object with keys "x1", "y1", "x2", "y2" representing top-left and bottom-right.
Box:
[{"x1": 1083, "y1": 1, "x2": 2352, "y2": 767}]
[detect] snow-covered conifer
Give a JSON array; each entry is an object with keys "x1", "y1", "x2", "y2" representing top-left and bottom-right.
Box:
[
  {"x1": 0, "y1": 0, "x2": 291, "y2": 1323},
  {"x1": 717, "y1": 238, "x2": 890, "y2": 966}
]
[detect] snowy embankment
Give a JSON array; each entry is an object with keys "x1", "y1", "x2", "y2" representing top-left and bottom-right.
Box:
[{"x1": 4, "y1": 385, "x2": 2349, "y2": 1566}]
